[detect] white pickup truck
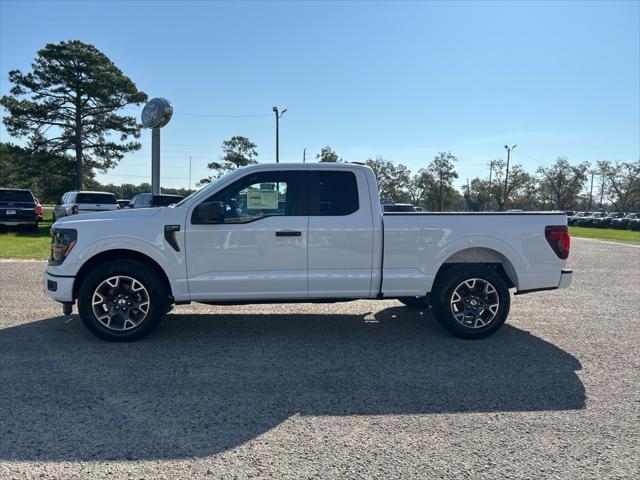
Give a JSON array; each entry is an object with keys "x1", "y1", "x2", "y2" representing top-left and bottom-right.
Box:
[{"x1": 44, "y1": 163, "x2": 572, "y2": 341}]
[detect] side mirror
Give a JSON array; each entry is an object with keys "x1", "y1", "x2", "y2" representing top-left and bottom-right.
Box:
[{"x1": 195, "y1": 201, "x2": 224, "y2": 224}]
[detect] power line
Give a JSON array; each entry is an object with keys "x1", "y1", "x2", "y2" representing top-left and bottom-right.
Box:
[{"x1": 174, "y1": 112, "x2": 272, "y2": 118}]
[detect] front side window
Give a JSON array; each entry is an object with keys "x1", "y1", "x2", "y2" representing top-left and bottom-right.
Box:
[
  {"x1": 308, "y1": 171, "x2": 359, "y2": 216},
  {"x1": 194, "y1": 171, "x2": 301, "y2": 224}
]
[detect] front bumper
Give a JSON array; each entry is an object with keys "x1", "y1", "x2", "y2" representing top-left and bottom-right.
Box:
[
  {"x1": 558, "y1": 269, "x2": 573, "y2": 289},
  {"x1": 43, "y1": 270, "x2": 75, "y2": 303}
]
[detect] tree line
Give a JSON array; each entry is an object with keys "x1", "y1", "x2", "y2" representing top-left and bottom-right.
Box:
[
  {"x1": 1, "y1": 40, "x2": 638, "y2": 210},
  {"x1": 195, "y1": 137, "x2": 640, "y2": 212}
]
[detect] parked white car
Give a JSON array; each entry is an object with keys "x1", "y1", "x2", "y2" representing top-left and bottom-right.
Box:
[
  {"x1": 44, "y1": 163, "x2": 572, "y2": 341},
  {"x1": 52, "y1": 191, "x2": 118, "y2": 221}
]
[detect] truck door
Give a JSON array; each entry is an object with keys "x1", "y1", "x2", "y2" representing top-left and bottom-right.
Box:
[
  {"x1": 307, "y1": 169, "x2": 375, "y2": 298},
  {"x1": 185, "y1": 170, "x2": 308, "y2": 300}
]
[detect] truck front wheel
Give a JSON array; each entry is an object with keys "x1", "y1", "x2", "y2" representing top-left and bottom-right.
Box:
[
  {"x1": 78, "y1": 260, "x2": 168, "y2": 342},
  {"x1": 432, "y1": 265, "x2": 510, "y2": 339}
]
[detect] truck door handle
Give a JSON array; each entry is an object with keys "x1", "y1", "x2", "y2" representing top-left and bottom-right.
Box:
[{"x1": 276, "y1": 231, "x2": 302, "y2": 237}]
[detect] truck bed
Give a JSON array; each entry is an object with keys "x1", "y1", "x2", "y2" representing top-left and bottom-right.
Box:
[{"x1": 381, "y1": 212, "x2": 568, "y2": 296}]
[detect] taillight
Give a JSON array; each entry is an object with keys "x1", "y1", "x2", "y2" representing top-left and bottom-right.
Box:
[
  {"x1": 545, "y1": 225, "x2": 570, "y2": 259},
  {"x1": 71, "y1": 204, "x2": 78, "y2": 214},
  {"x1": 35, "y1": 205, "x2": 42, "y2": 216}
]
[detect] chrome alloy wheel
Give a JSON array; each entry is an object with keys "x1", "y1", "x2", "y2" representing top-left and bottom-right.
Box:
[
  {"x1": 449, "y1": 278, "x2": 500, "y2": 329},
  {"x1": 91, "y1": 276, "x2": 150, "y2": 331}
]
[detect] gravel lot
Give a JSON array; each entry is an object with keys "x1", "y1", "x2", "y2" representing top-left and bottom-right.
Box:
[{"x1": 0, "y1": 238, "x2": 639, "y2": 479}]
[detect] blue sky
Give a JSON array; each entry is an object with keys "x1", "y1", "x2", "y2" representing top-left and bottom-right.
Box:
[{"x1": 1, "y1": 0, "x2": 638, "y2": 189}]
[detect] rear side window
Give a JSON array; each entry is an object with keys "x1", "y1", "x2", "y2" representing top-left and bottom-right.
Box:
[
  {"x1": 308, "y1": 171, "x2": 359, "y2": 216},
  {"x1": 154, "y1": 195, "x2": 182, "y2": 206},
  {"x1": 0, "y1": 190, "x2": 34, "y2": 202},
  {"x1": 76, "y1": 193, "x2": 117, "y2": 204}
]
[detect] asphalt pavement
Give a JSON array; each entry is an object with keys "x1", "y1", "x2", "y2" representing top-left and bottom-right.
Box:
[{"x1": 0, "y1": 238, "x2": 638, "y2": 479}]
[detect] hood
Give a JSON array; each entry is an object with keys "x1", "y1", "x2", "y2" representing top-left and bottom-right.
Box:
[{"x1": 52, "y1": 207, "x2": 164, "y2": 229}]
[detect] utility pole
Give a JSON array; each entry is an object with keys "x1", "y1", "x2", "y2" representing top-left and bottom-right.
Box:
[
  {"x1": 438, "y1": 171, "x2": 444, "y2": 211},
  {"x1": 489, "y1": 160, "x2": 494, "y2": 185},
  {"x1": 303, "y1": 148, "x2": 306, "y2": 163},
  {"x1": 189, "y1": 155, "x2": 192, "y2": 191},
  {"x1": 503, "y1": 144, "x2": 517, "y2": 210},
  {"x1": 588, "y1": 170, "x2": 594, "y2": 210},
  {"x1": 599, "y1": 173, "x2": 605, "y2": 208},
  {"x1": 272, "y1": 106, "x2": 287, "y2": 163}
]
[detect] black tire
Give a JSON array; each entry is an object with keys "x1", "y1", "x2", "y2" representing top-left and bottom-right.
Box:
[
  {"x1": 432, "y1": 265, "x2": 510, "y2": 339},
  {"x1": 398, "y1": 296, "x2": 430, "y2": 308},
  {"x1": 78, "y1": 259, "x2": 168, "y2": 342}
]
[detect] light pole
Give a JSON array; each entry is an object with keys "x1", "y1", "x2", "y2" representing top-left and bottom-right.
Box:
[
  {"x1": 141, "y1": 98, "x2": 173, "y2": 195},
  {"x1": 273, "y1": 106, "x2": 287, "y2": 163},
  {"x1": 503, "y1": 144, "x2": 517, "y2": 209}
]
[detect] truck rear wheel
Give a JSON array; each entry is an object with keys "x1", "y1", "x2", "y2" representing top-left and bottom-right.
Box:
[
  {"x1": 78, "y1": 260, "x2": 168, "y2": 342},
  {"x1": 432, "y1": 265, "x2": 510, "y2": 339}
]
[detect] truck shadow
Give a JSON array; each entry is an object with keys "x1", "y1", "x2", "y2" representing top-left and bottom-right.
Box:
[{"x1": 0, "y1": 306, "x2": 585, "y2": 461}]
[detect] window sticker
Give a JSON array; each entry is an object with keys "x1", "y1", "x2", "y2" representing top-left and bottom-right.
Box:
[{"x1": 246, "y1": 189, "x2": 279, "y2": 209}]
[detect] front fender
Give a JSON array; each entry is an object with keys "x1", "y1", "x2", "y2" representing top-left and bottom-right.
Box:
[{"x1": 49, "y1": 234, "x2": 189, "y2": 302}]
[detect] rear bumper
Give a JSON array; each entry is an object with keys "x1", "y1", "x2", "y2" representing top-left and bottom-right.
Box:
[
  {"x1": 0, "y1": 219, "x2": 37, "y2": 226},
  {"x1": 558, "y1": 269, "x2": 573, "y2": 289},
  {"x1": 515, "y1": 269, "x2": 573, "y2": 295},
  {"x1": 43, "y1": 270, "x2": 75, "y2": 303}
]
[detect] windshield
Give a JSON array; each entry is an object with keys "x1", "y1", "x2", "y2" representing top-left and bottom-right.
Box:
[
  {"x1": 626, "y1": 213, "x2": 639, "y2": 219},
  {"x1": 174, "y1": 173, "x2": 234, "y2": 207}
]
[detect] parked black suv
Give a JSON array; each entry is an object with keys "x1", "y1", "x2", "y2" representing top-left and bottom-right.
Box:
[
  {"x1": 0, "y1": 188, "x2": 39, "y2": 231},
  {"x1": 129, "y1": 193, "x2": 184, "y2": 208},
  {"x1": 576, "y1": 211, "x2": 606, "y2": 227},
  {"x1": 611, "y1": 213, "x2": 639, "y2": 229},
  {"x1": 382, "y1": 203, "x2": 417, "y2": 213},
  {"x1": 592, "y1": 212, "x2": 624, "y2": 228}
]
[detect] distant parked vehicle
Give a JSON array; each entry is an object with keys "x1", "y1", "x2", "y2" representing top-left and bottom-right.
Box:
[
  {"x1": 129, "y1": 193, "x2": 184, "y2": 208},
  {"x1": 611, "y1": 213, "x2": 639, "y2": 229},
  {"x1": 564, "y1": 211, "x2": 575, "y2": 217},
  {"x1": 415, "y1": 207, "x2": 426, "y2": 212},
  {"x1": 592, "y1": 212, "x2": 623, "y2": 228},
  {"x1": 0, "y1": 188, "x2": 39, "y2": 231},
  {"x1": 576, "y1": 212, "x2": 605, "y2": 227},
  {"x1": 628, "y1": 218, "x2": 640, "y2": 231},
  {"x1": 382, "y1": 203, "x2": 417, "y2": 213},
  {"x1": 53, "y1": 191, "x2": 118, "y2": 221},
  {"x1": 34, "y1": 197, "x2": 43, "y2": 222},
  {"x1": 117, "y1": 199, "x2": 131, "y2": 209},
  {"x1": 568, "y1": 212, "x2": 590, "y2": 226}
]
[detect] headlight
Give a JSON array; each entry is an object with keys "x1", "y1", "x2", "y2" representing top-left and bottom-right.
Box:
[{"x1": 49, "y1": 228, "x2": 77, "y2": 266}]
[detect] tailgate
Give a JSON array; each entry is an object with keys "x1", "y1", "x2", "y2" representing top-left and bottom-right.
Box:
[{"x1": 0, "y1": 202, "x2": 36, "y2": 220}]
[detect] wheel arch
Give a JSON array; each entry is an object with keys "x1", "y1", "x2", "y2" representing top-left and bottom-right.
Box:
[
  {"x1": 432, "y1": 246, "x2": 520, "y2": 290},
  {"x1": 73, "y1": 249, "x2": 173, "y2": 301}
]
